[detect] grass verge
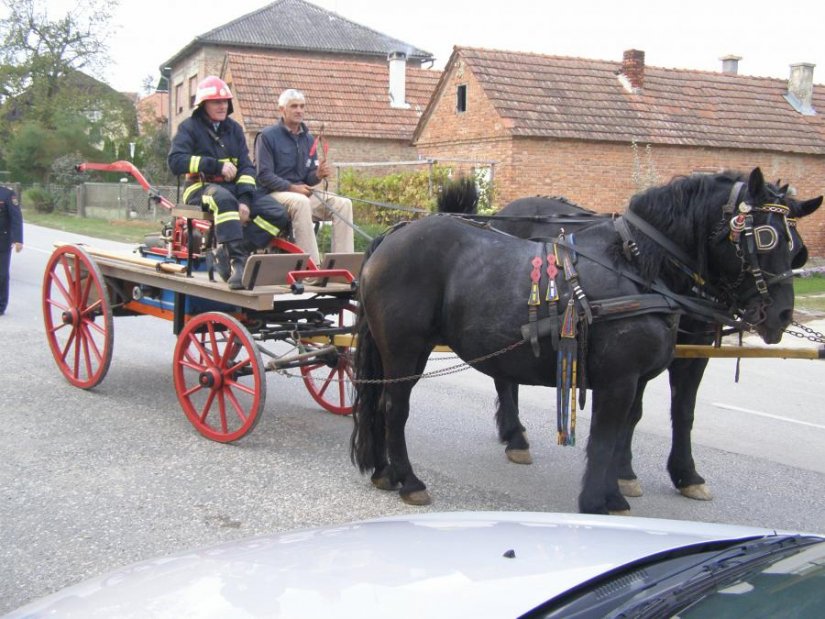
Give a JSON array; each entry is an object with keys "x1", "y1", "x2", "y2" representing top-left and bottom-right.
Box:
[{"x1": 23, "y1": 209, "x2": 160, "y2": 244}]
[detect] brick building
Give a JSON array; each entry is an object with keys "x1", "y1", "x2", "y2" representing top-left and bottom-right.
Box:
[
  {"x1": 224, "y1": 52, "x2": 439, "y2": 166},
  {"x1": 414, "y1": 48, "x2": 825, "y2": 256},
  {"x1": 160, "y1": 0, "x2": 436, "y2": 147}
]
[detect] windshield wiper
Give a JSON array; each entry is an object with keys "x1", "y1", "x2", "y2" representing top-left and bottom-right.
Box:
[{"x1": 611, "y1": 535, "x2": 823, "y2": 619}]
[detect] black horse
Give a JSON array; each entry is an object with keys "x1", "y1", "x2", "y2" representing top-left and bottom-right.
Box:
[
  {"x1": 469, "y1": 182, "x2": 821, "y2": 501},
  {"x1": 350, "y1": 168, "x2": 820, "y2": 514}
]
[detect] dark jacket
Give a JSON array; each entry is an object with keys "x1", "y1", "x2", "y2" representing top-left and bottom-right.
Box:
[
  {"x1": 255, "y1": 120, "x2": 320, "y2": 193},
  {"x1": 168, "y1": 108, "x2": 257, "y2": 201},
  {"x1": 0, "y1": 186, "x2": 23, "y2": 252}
]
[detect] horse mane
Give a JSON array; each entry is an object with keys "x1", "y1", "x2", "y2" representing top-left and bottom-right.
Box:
[
  {"x1": 625, "y1": 171, "x2": 744, "y2": 286},
  {"x1": 437, "y1": 177, "x2": 479, "y2": 214}
]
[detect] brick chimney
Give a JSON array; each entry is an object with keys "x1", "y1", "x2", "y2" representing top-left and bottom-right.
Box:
[
  {"x1": 720, "y1": 55, "x2": 742, "y2": 75},
  {"x1": 388, "y1": 51, "x2": 410, "y2": 109},
  {"x1": 622, "y1": 49, "x2": 645, "y2": 89},
  {"x1": 785, "y1": 63, "x2": 816, "y2": 115}
]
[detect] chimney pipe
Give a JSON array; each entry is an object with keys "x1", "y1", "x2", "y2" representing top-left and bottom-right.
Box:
[
  {"x1": 720, "y1": 55, "x2": 742, "y2": 75},
  {"x1": 388, "y1": 51, "x2": 410, "y2": 109},
  {"x1": 622, "y1": 49, "x2": 645, "y2": 90},
  {"x1": 786, "y1": 63, "x2": 815, "y2": 115}
]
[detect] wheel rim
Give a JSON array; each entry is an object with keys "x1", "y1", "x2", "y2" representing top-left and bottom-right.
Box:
[
  {"x1": 42, "y1": 245, "x2": 114, "y2": 389},
  {"x1": 173, "y1": 312, "x2": 265, "y2": 442},
  {"x1": 300, "y1": 304, "x2": 356, "y2": 415}
]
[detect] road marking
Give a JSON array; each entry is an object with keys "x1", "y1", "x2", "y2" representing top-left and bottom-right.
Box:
[{"x1": 712, "y1": 403, "x2": 825, "y2": 430}]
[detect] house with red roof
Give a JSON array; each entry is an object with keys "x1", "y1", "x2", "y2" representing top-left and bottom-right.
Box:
[
  {"x1": 161, "y1": 0, "x2": 438, "y2": 166},
  {"x1": 413, "y1": 48, "x2": 825, "y2": 254}
]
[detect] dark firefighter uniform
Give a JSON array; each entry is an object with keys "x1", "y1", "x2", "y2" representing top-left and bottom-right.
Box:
[
  {"x1": 0, "y1": 185, "x2": 23, "y2": 314},
  {"x1": 167, "y1": 108, "x2": 288, "y2": 251}
]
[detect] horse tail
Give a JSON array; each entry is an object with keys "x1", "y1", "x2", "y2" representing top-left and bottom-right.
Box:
[
  {"x1": 350, "y1": 303, "x2": 384, "y2": 473},
  {"x1": 437, "y1": 176, "x2": 479, "y2": 214}
]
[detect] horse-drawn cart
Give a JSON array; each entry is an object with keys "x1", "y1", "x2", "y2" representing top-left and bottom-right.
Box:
[
  {"x1": 42, "y1": 162, "x2": 361, "y2": 442},
  {"x1": 42, "y1": 164, "x2": 824, "y2": 454}
]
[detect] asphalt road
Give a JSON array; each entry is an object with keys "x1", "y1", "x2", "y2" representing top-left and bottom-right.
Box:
[{"x1": 2, "y1": 224, "x2": 824, "y2": 613}]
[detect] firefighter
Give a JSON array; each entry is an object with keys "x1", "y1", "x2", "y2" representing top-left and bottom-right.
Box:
[{"x1": 168, "y1": 76, "x2": 288, "y2": 289}]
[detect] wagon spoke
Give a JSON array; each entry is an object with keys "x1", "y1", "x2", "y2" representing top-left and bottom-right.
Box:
[
  {"x1": 79, "y1": 321, "x2": 104, "y2": 365},
  {"x1": 217, "y1": 392, "x2": 229, "y2": 434},
  {"x1": 185, "y1": 333, "x2": 213, "y2": 368},
  {"x1": 80, "y1": 298, "x2": 103, "y2": 320},
  {"x1": 224, "y1": 388, "x2": 250, "y2": 423},
  {"x1": 79, "y1": 269, "x2": 94, "y2": 309},
  {"x1": 79, "y1": 326, "x2": 94, "y2": 379},
  {"x1": 198, "y1": 388, "x2": 218, "y2": 423},
  {"x1": 59, "y1": 326, "x2": 78, "y2": 363},
  {"x1": 311, "y1": 364, "x2": 336, "y2": 398},
  {"x1": 182, "y1": 382, "x2": 205, "y2": 398},
  {"x1": 46, "y1": 273, "x2": 72, "y2": 310},
  {"x1": 225, "y1": 376, "x2": 256, "y2": 396},
  {"x1": 219, "y1": 332, "x2": 238, "y2": 367}
]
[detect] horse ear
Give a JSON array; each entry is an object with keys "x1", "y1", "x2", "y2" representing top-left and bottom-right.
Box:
[
  {"x1": 748, "y1": 167, "x2": 765, "y2": 198},
  {"x1": 794, "y1": 195, "x2": 823, "y2": 218}
]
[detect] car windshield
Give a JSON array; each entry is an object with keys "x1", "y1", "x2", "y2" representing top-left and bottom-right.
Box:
[{"x1": 529, "y1": 535, "x2": 825, "y2": 619}]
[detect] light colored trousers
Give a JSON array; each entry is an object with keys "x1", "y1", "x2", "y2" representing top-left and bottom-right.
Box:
[{"x1": 269, "y1": 189, "x2": 354, "y2": 266}]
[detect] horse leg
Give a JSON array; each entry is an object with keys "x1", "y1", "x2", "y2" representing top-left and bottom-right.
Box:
[
  {"x1": 668, "y1": 358, "x2": 712, "y2": 500},
  {"x1": 380, "y1": 380, "x2": 431, "y2": 505},
  {"x1": 494, "y1": 378, "x2": 532, "y2": 464},
  {"x1": 579, "y1": 380, "x2": 635, "y2": 515},
  {"x1": 615, "y1": 379, "x2": 648, "y2": 498},
  {"x1": 368, "y1": 392, "x2": 398, "y2": 491}
]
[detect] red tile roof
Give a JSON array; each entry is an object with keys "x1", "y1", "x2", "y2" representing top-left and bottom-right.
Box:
[
  {"x1": 454, "y1": 47, "x2": 825, "y2": 154},
  {"x1": 226, "y1": 53, "x2": 440, "y2": 140}
]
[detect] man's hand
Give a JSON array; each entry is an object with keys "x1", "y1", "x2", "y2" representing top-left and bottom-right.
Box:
[
  {"x1": 238, "y1": 203, "x2": 250, "y2": 224},
  {"x1": 12, "y1": 242, "x2": 22, "y2": 253},
  {"x1": 222, "y1": 161, "x2": 238, "y2": 181},
  {"x1": 288, "y1": 183, "x2": 313, "y2": 197},
  {"x1": 317, "y1": 161, "x2": 332, "y2": 180}
]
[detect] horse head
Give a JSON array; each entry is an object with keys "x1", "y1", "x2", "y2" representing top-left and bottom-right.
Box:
[{"x1": 709, "y1": 167, "x2": 822, "y2": 343}]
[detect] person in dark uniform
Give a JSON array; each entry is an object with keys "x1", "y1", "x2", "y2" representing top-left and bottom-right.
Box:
[
  {"x1": 0, "y1": 185, "x2": 23, "y2": 315},
  {"x1": 168, "y1": 76, "x2": 288, "y2": 289}
]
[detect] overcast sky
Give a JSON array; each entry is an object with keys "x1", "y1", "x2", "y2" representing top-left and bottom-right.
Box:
[{"x1": 17, "y1": 0, "x2": 825, "y2": 93}]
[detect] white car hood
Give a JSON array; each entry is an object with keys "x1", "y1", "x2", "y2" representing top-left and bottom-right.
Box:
[{"x1": 5, "y1": 512, "x2": 777, "y2": 618}]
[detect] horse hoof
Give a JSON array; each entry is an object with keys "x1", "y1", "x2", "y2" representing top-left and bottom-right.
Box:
[
  {"x1": 401, "y1": 489, "x2": 432, "y2": 506},
  {"x1": 608, "y1": 509, "x2": 631, "y2": 516},
  {"x1": 679, "y1": 484, "x2": 713, "y2": 501},
  {"x1": 371, "y1": 476, "x2": 399, "y2": 491},
  {"x1": 506, "y1": 448, "x2": 533, "y2": 465},
  {"x1": 618, "y1": 478, "x2": 643, "y2": 497}
]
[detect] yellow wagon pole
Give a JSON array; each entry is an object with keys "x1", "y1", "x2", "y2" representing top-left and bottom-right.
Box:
[{"x1": 673, "y1": 344, "x2": 825, "y2": 360}]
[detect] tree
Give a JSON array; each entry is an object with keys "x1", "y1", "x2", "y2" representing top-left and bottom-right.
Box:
[
  {"x1": 0, "y1": 0, "x2": 117, "y2": 113},
  {"x1": 0, "y1": 0, "x2": 132, "y2": 182}
]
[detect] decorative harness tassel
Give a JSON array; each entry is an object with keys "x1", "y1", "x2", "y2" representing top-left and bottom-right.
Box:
[{"x1": 557, "y1": 298, "x2": 577, "y2": 446}]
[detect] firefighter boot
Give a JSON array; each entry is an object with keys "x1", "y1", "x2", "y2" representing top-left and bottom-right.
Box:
[
  {"x1": 213, "y1": 246, "x2": 231, "y2": 282},
  {"x1": 225, "y1": 241, "x2": 249, "y2": 290}
]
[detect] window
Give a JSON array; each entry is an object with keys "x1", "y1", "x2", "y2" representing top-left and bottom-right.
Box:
[
  {"x1": 175, "y1": 83, "x2": 183, "y2": 114},
  {"x1": 456, "y1": 85, "x2": 467, "y2": 113},
  {"x1": 188, "y1": 75, "x2": 198, "y2": 109}
]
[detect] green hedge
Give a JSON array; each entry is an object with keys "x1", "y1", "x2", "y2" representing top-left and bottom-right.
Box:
[{"x1": 22, "y1": 186, "x2": 56, "y2": 213}]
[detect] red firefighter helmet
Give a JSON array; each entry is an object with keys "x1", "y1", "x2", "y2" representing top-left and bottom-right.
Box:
[{"x1": 193, "y1": 76, "x2": 234, "y2": 114}]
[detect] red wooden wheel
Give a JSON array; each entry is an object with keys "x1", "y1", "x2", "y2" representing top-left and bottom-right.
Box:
[
  {"x1": 173, "y1": 312, "x2": 265, "y2": 442},
  {"x1": 42, "y1": 245, "x2": 114, "y2": 389},
  {"x1": 300, "y1": 304, "x2": 356, "y2": 415}
]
